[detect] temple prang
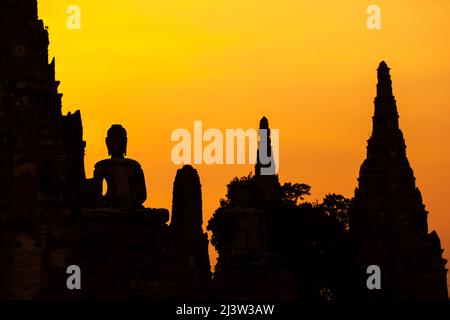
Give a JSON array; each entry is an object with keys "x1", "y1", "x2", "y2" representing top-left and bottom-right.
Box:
[
  {"x1": 349, "y1": 61, "x2": 448, "y2": 300},
  {"x1": 0, "y1": 0, "x2": 85, "y2": 299},
  {"x1": 210, "y1": 118, "x2": 299, "y2": 300}
]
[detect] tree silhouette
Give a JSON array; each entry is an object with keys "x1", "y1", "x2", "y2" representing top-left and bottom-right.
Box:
[
  {"x1": 320, "y1": 193, "x2": 351, "y2": 231},
  {"x1": 207, "y1": 173, "x2": 351, "y2": 300},
  {"x1": 280, "y1": 182, "x2": 311, "y2": 207}
]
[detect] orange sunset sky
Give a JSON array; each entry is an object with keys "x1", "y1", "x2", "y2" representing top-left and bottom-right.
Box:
[{"x1": 38, "y1": 0, "x2": 449, "y2": 289}]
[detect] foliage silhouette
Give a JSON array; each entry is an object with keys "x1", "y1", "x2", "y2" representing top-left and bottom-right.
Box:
[{"x1": 207, "y1": 173, "x2": 351, "y2": 300}]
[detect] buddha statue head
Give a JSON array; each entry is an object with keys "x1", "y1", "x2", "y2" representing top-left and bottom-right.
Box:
[{"x1": 106, "y1": 124, "x2": 127, "y2": 159}]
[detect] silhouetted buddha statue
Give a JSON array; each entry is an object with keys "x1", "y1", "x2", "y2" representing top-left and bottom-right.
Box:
[{"x1": 93, "y1": 125, "x2": 147, "y2": 209}]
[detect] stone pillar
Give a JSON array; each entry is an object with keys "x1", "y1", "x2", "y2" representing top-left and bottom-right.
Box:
[{"x1": 170, "y1": 165, "x2": 211, "y2": 299}]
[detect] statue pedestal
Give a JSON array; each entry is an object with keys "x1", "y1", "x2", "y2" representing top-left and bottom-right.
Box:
[
  {"x1": 66, "y1": 206, "x2": 171, "y2": 299},
  {"x1": 81, "y1": 207, "x2": 169, "y2": 225}
]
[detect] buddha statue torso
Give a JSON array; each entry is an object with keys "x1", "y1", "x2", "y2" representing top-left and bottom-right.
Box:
[{"x1": 94, "y1": 158, "x2": 146, "y2": 209}]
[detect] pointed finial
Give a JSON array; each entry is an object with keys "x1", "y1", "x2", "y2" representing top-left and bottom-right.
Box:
[
  {"x1": 378, "y1": 60, "x2": 389, "y2": 69},
  {"x1": 256, "y1": 116, "x2": 274, "y2": 176},
  {"x1": 259, "y1": 116, "x2": 269, "y2": 129},
  {"x1": 377, "y1": 61, "x2": 393, "y2": 98}
]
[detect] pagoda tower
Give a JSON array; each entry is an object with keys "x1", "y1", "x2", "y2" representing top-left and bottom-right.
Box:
[
  {"x1": 171, "y1": 165, "x2": 204, "y2": 233},
  {"x1": 0, "y1": 0, "x2": 86, "y2": 299},
  {"x1": 169, "y1": 165, "x2": 211, "y2": 299},
  {"x1": 349, "y1": 61, "x2": 448, "y2": 300},
  {"x1": 254, "y1": 117, "x2": 280, "y2": 208}
]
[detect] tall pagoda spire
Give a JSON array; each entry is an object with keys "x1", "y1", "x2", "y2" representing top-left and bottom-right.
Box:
[
  {"x1": 376, "y1": 61, "x2": 393, "y2": 98},
  {"x1": 349, "y1": 61, "x2": 448, "y2": 300},
  {"x1": 368, "y1": 61, "x2": 405, "y2": 163},
  {"x1": 254, "y1": 117, "x2": 280, "y2": 214},
  {"x1": 255, "y1": 116, "x2": 276, "y2": 176}
]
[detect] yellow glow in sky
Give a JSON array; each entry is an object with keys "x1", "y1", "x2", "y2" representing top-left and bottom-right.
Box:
[{"x1": 38, "y1": 1, "x2": 450, "y2": 289}]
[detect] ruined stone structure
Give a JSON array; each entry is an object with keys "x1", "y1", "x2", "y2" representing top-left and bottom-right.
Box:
[
  {"x1": 349, "y1": 61, "x2": 448, "y2": 300},
  {"x1": 254, "y1": 117, "x2": 282, "y2": 250},
  {"x1": 0, "y1": 0, "x2": 211, "y2": 300},
  {"x1": 169, "y1": 165, "x2": 212, "y2": 299},
  {"x1": 212, "y1": 118, "x2": 299, "y2": 300},
  {"x1": 0, "y1": 0, "x2": 85, "y2": 299}
]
